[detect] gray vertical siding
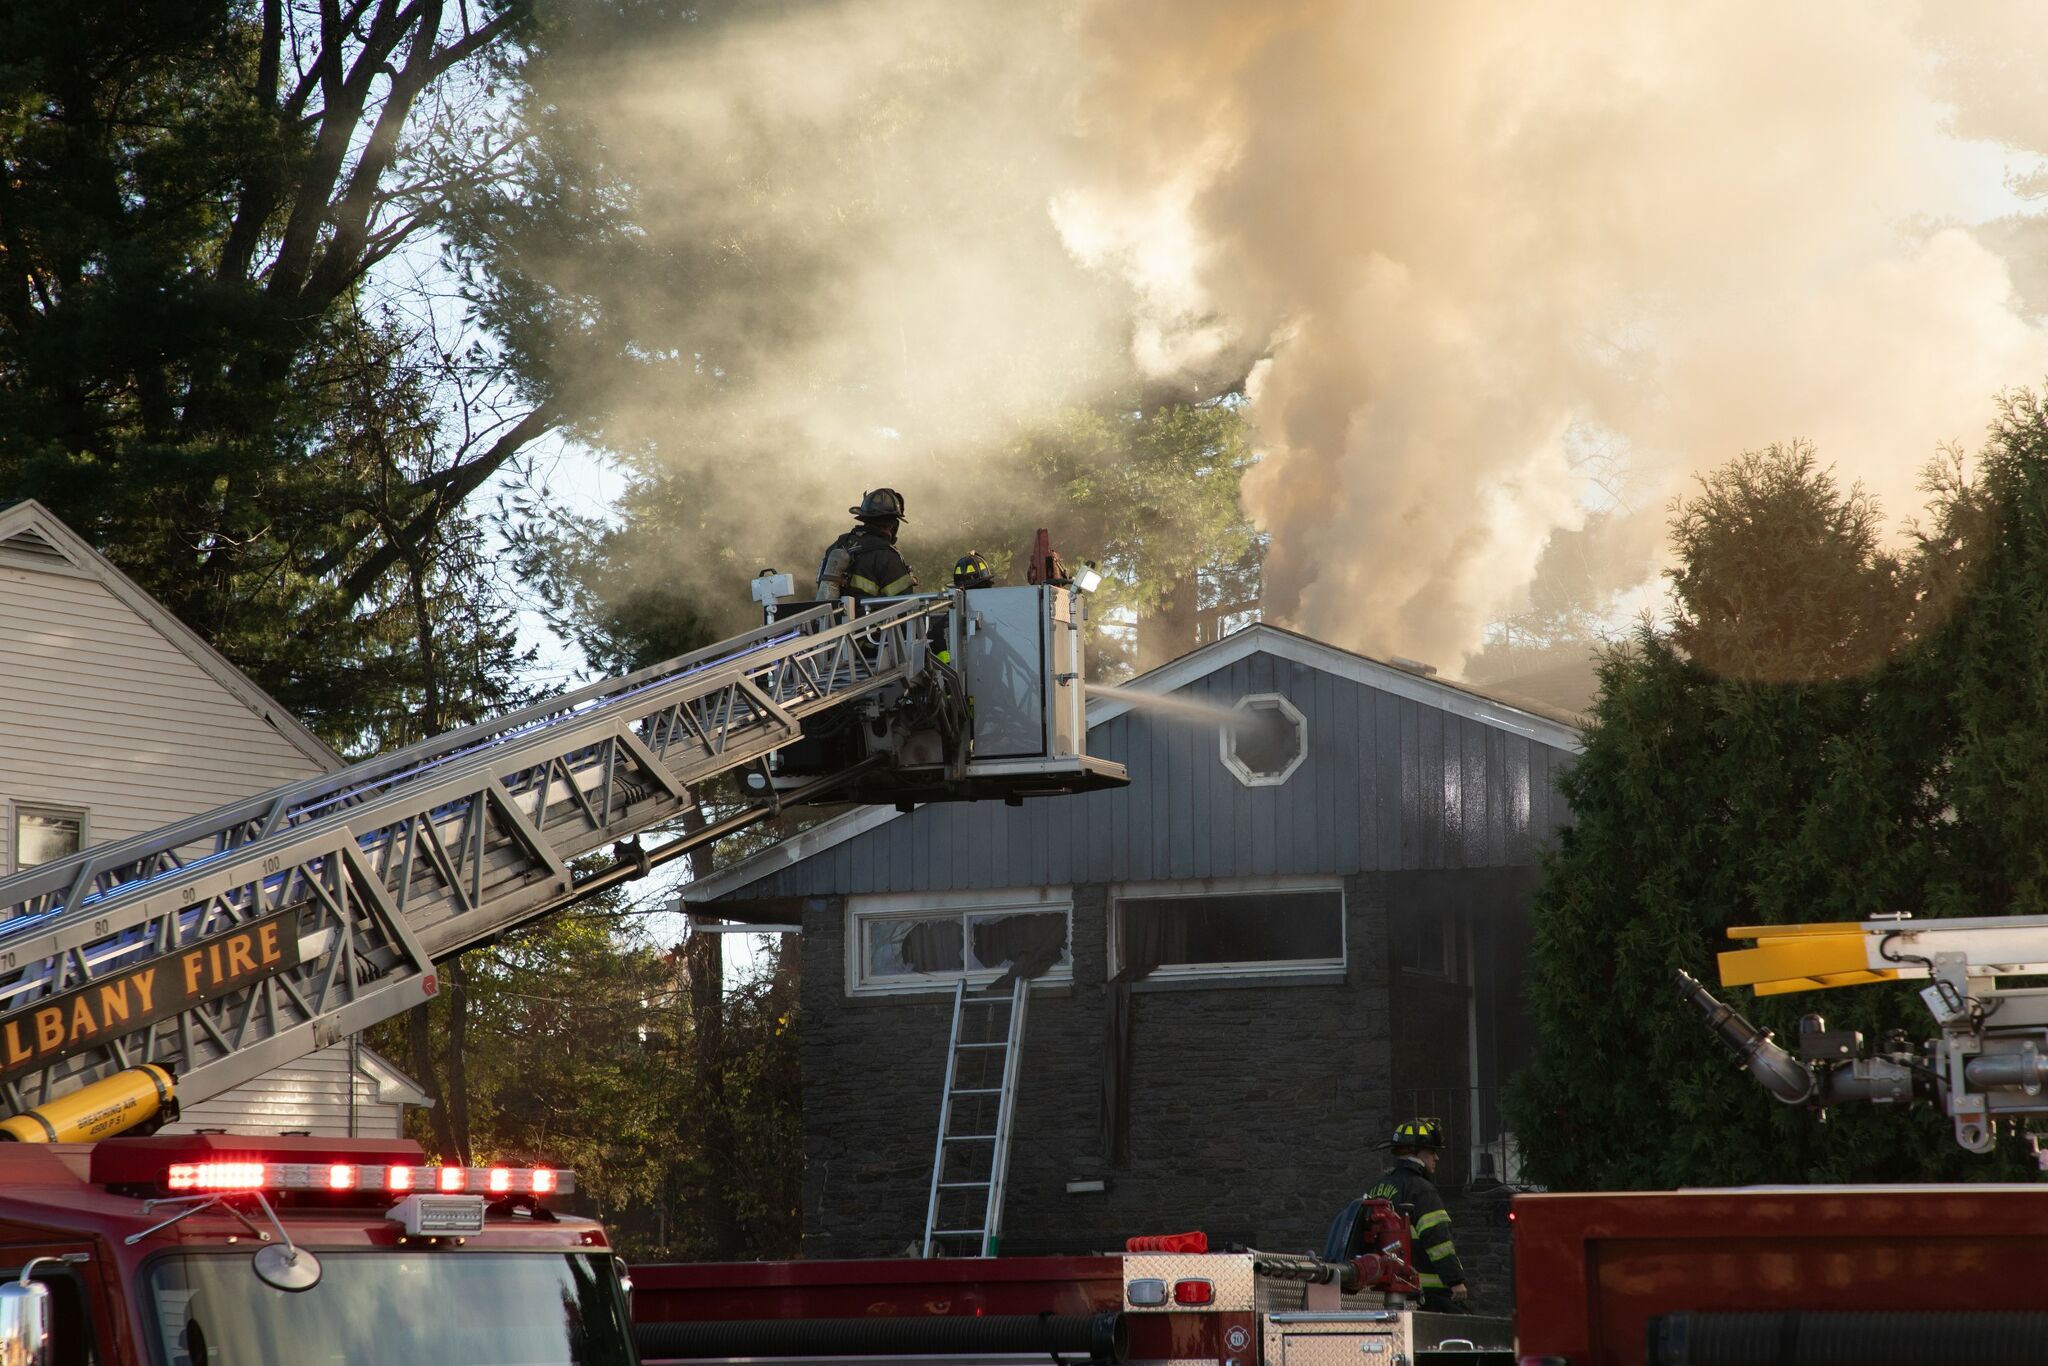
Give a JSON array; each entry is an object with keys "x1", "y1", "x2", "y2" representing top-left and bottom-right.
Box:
[{"x1": 719, "y1": 653, "x2": 1577, "y2": 900}]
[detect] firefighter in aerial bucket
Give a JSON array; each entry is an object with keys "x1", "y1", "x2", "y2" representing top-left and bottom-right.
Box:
[
  {"x1": 816, "y1": 488, "x2": 917, "y2": 603},
  {"x1": 1366, "y1": 1117, "x2": 1469, "y2": 1311},
  {"x1": 932, "y1": 551, "x2": 996, "y2": 665},
  {"x1": 952, "y1": 551, "x2": 994, "y2": 590}
]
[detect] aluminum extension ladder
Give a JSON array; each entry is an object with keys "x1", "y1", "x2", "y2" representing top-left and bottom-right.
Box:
[{"x1": 921, "y1": 977, "x2": 1029, "y2": 1257}]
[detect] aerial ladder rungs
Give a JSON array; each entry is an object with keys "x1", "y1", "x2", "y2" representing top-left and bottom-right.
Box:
[{"x1": 0, "y1": 586, "x2": 1124, "y2": 1136}]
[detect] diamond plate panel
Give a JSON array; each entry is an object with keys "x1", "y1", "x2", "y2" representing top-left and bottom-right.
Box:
[
  {"x1": 1261, "y1": 1314, "x2": 1407, "y2": 1366},
  {"x1": 1121, "y1": 1252, "x2": 1256, "y2": 1312}
]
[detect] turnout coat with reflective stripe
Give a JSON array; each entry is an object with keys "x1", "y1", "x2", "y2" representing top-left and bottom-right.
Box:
[
  {"x1": 819, "y1": 526, "x2": 916, "y2": 600},
  {"x1": 1366, "y1": 1156, "x2": 1467, "y2": 1289}
]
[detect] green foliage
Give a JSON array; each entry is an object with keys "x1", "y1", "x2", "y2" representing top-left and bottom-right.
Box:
[
  {"x1": 1667, "y1": 443, "x2": 1918, "y2": 684},
  {"x1": 1511, "y1": 427, "x2": 2048, "y2": 1187},
  {"x1": 993, "y1": 401, "x2": 1262, "y2": 676},
  {"x1": 371, "y1": 899, "x2": 802, "y2": 1259},
  {"x1": 0, "y1": 0, "x2": 544, "y2": 748}
]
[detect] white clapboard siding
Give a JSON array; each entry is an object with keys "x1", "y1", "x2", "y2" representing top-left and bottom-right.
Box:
[
  {"x1": 164, "y1": 1046, "x2": 429, "y2": 1140},
  {"x1": 0, "y1": 559, "x2": 330, "y2": 872},
  {"x1": 0, "y1": 503, "x2": 428, "y2": 1139}
]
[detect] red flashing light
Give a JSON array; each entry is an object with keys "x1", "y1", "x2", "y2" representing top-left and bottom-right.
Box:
[
  {"x1": 168, "y1": 1162, "x2": 267, "y2": 1191},
  {"x1": 115, "y1": 1144, "x2": 573, "y2": 1200},
  {"x1": 1173, "y1": 1278, "x2": 1215, "y2": 1306}
]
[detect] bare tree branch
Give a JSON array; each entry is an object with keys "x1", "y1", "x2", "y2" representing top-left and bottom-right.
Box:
[{"x1": 328, "y1": 402, "x2": 560, "y2": 600}]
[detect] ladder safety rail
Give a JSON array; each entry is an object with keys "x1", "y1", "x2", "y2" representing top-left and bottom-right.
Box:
[
  {"x1": 0, "y1": 608, "x2": 836, "y2": 936},
  {"x1": 0, "y1": 598, "x2": 953, "y2": 1120}
]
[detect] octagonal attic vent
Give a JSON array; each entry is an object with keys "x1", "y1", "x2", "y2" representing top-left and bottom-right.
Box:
[{"x1": 1221, "y1": 693, "x2": 1307, "y2": 787}]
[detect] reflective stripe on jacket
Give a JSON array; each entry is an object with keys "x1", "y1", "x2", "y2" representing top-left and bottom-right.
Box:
[
  {"x1": 819, "y1": 526, "x2": 915, "y2": 600},
  {"x1": 1364, "y1": 1156, "x2": 1466, "y2": 1289}
]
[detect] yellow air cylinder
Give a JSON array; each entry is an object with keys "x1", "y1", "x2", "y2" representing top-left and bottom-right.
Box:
[{"x1": 0, "y1": 1064, "x2": 175, "y2": 1142}]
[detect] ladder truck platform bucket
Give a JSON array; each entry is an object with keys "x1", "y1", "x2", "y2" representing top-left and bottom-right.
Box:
[
  {"x1": 0, "y1": 585, "x2": 1123, "y2": 1136},
  {"x1": 759, "y1": 583, "x2": 1125, "y2": 808}
]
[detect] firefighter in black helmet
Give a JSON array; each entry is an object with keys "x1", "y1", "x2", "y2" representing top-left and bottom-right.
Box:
[
  {"x1": 952, "y1": 551, "x2": 994, "y2": 590},
  {"x1": 816, "y1": 489, "x2": 916, "y2": 603},
  {"x1": 1365, "y1": 1117, "x2": 1468, "y2": 1311}
]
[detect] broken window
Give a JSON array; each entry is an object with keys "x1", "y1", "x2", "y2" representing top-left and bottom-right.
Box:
[
  {"x1": 1113, "y1": 886, "x2": 1344, "y2": 979},
  {"x1": 1394, "y1": 909, "x2": 1460, "y2": 980},
  {"x1": 852, "y1": 896, "x2": 1073, "y2": 994},
  {"x1": 13, "y1": 804, "x2": 85, "y2": 872}
]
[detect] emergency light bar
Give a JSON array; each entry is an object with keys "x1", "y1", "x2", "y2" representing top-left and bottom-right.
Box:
[{"x1": 165, "y1": 1161, "x2": 571, "y2": 1197}]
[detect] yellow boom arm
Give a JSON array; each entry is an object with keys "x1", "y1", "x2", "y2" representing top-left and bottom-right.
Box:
[{"x1": 1720, "y1": 914, "x2": 2048, "y2": 996}]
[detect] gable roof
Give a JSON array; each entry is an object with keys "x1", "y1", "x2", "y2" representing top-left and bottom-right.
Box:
[
  {"x1": 685, "y1": 621, "x2": 1584, "y2": 904},
  {"x1": 0, "y1": 500, "x2": 341, "y2": 772},
  {"x1": 357, "y1": 1045, "x2": 433, "y2": 1108}
]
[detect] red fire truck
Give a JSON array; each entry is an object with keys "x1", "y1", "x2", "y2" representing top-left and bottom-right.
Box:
[
  {"x1": 0, "y1": 1131, "x2": 635, "y2": 1365},
  {"x1": 625, "y1": 1212, "x2": 1516, "y2": 1366},
  {"x1": 2, "y1": 1134, "x2": 1517, "y2": 1366},
  {"x1": 21, "y1": 1129, "x2": 2048, "y2": 1366}
]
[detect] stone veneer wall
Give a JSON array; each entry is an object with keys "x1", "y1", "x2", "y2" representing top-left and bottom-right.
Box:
[{"x1": 798, "y1": 874, "x2": 1423, "y2": 1259}]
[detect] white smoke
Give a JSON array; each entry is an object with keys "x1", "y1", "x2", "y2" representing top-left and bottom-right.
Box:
[
  {"x1": 537, "y1": 0, "x2": 2048, "y2": 669},
  {"x1": 1057, "y1": 0, "x2": 2048, "y2": 664}
]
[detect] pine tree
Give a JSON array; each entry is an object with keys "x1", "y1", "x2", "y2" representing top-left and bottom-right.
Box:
[{"x1": 1512, "y1": 439, "x2": 2037, "y2": 1187}]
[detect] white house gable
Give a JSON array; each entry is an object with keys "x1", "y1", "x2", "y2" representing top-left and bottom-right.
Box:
[{"x1": 0, "y1": 501, "x2": 337, "y2": 872}]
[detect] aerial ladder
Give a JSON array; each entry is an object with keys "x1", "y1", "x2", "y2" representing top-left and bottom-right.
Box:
[
  {"x1": 0, "y1": 577, "x2": 1123, "y2": 1140},
  {"x1": 1680, "y1": 914, "x2": 2048, "y2": 1155}
]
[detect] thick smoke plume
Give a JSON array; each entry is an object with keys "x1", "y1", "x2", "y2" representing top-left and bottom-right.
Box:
[
  {"x1": 538, "y1": 1, "x2": 2048, "y2": 668},
  {"x1": 1058, "y1": 0, "x2": 2048, "y2": 664}
]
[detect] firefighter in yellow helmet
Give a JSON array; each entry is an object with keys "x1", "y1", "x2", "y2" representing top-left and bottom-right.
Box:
[
  {"x1": 933, "y1": 552, "x2": 995, "y2": 665},
  {"x1": 816, "y1": 489, "x2": 917, "y2": 603},
  {"x1": 1366, "y1": 1117, "x2": 1469, "y2": 1311}
]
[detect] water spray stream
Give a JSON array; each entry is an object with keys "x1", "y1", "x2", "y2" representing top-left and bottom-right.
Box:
[{"x1": 1085, "y1": 684, "x2": 1253, "y2": 729}]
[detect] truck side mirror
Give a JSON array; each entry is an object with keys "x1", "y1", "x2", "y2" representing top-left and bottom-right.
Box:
[{"x1": 0, "y1": 1261, "x2": 53, "y2": 1366}]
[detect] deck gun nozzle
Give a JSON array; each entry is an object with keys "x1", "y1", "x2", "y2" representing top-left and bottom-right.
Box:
[{"x1": 1676, "y1": 969, "x2": 1817, "y2": 1104}]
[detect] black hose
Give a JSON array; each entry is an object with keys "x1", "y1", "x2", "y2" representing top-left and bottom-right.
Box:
[
  {"x1": 636, "y1": 1312, "x2": 1129, "y2": 1363},
  {"x1": 1648, "y1": 1310, "x2": 2048, "y2": 1365}
]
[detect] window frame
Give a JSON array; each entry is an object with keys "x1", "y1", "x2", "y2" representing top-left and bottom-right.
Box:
[
  {"x1": 1108, "y1": 876, "x2": 1347, "y2": 983},
  {"x1": 10, "y1": 801, "x2": 88, "y2": 875},
  {"x1": 1219, "y1": 692, "x2": 1309, "y2": 787},
  {"x1": 846, "y1": 887, "x2": 1075, "y2": 998}
]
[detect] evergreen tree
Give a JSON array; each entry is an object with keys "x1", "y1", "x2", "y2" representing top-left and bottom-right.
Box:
[
  {"x1": 1512, "y1": 439, "x2": 2036, "y2": 1187},
  {"x1": 0, "y1": 0, "x2": 548, "y2": 738}
]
